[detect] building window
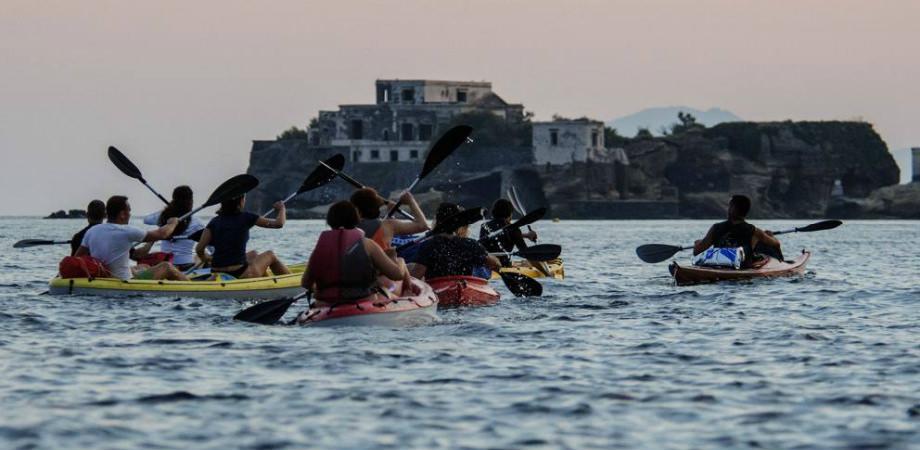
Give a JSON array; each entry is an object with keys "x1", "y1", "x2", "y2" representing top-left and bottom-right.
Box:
[
  {"x1": 591, "y1": 131, "x2": 598, "y2": 147},
  {"x1": 383, "y1": 88, "x2": 389, "y2": 103},
  {"x1": 353, "y1": 151, "x2": 361, "y2": 162},
  {"x1": 401, "y1": 89, "x2": 415, "y2": 103},
  {"x1": 457, "y1": 90, "x2": 467, "y2": 103},
  {"x1": 419, "y1": 124, "x2": 433, "y2": 140},
  {"x1": 370, "y1": 150, "x2": 380, "y2": 160},
  {"x1": 351, "y1": 120, "x2": 363, "y2": 140},
  {"x1": 550, "y1": 129, "x2": 559, "y2": 146},
  {"x1": 390, "y1": 150, "x2": 399, "y2": 162},
  {"x1": 401, "y1": 123, "x2": 415, "y2": 141},
  {"x1": 382, "y1": 129, "x2": 389, "y2": 141},
  {"x1": 410, "y1": 150, "x2": 419, "y2": 159}
]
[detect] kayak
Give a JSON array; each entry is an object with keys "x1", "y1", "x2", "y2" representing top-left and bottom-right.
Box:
[
  {"x1": 427, "y1": 276, "x2": 500, "y2": 307},
  {"x1": 669, "y1": 250, "x2": 811, "y2": 286},
  {"x1": 295, "y1": 278, "x2": 438, "y2": 326},
  {"x1": 49, "y1": 266, "x2": 305, "y2": 299},
  {"x1": 490, "y1": 258, "x2": 565, "y2": 280}
]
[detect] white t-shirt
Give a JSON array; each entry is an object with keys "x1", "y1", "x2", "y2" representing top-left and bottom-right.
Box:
[
  {"x1": 143, "y1": 211, "x2": 204, "y2": 265},
  {"x1": 81, "y1": 223, "x2": 147, "y2": 279}
]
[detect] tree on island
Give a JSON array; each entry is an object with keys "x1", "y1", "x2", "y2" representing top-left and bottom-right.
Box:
[
  {"x1": 276, "y1": 126, "x2": 309, "y2": 140},
  {"x1": 634, "y1": 127, "x2": 654, "y2": 140},
  {"x1": 442, "y1": 110, "x2": 533, "y2": 147},
  {"x1": 665, "y1": 111, "x2": 705, "y2": 135}
]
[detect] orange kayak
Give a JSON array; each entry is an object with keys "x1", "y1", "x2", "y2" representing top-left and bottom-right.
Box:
[
  {"x1": 295, "y1": 278, "x2": 438, "y2": 326},
  {"x1": 669, "y1": 250, "x2": 811, "y2": 286},
  {"x1": 427, "y1": 276, "x2": 500, "y2": 307}
]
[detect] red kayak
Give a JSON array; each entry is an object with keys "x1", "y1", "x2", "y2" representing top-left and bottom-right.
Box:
[
  {"x1": 669, "y1": 250, "x2": 811, "y2": 286},
  {"x1": 295, "y1": 278, "x2": 438, "y2": 326},
  {"x1": 427, "y1": 276, "x2": 500, "y2": 307}
]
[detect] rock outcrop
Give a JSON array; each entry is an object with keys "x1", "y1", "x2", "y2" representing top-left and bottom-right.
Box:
[{"x1": 45, "y1": 209, "x2": 87, "y2": 219}]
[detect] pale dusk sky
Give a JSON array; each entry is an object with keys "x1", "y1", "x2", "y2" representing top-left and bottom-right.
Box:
[{"x1": 1, "y1": 0, "x2": 918, "y2": 215}]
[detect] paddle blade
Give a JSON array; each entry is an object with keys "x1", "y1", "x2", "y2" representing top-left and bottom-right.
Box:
[
  {"x1": 299, "y1": 154, "x2": 345, "y2": 194},
  {"x1": 203, "y1": 174, "x2": 259, "y2": 207},
  {"x1": 419, "y1": 125, "x2": 473, "y2": 179},
  {"x1": 514, "y1": 244, "x2": 562, "y2": 262},
  {"x1": 432, "y1": 207, "x2": 484, "y2": 235},
  {"x1": 107, "y1": 146, "x2": 144, "y2": 180},
  {"x1": 14, "y1": 239, "x2": 65, "y2": 249},
  {"x1": 500, "y1": 272, "x2": 543, "y2": 297},
  {"x1": 796, "y1": 220, "x2": 843, "y2": 233},
  {"x1": 635, "y1": 244, "x2": 684, "y2": 263},
  {"x1": 233, "y1": 297, "x2": 297, "y2": 325}
]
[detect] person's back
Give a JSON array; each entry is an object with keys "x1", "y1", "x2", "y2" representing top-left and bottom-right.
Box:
[
  {"x1": 693, "y1": 194, "x2": 782, "y2": 268},
  {"x1": 710, "y1": 219, "x2": 755, "y2": 266},
  {"x1": 82, "y1": 222, "x2": 146, "y2": 279},
  {"x1": 416, "y1": 234, "x2": 489, "y2": 279},
  {"x1": 357, "y1": 218, "x2": 388, "y2": 250},
  {"x1": 351, "y1": 188, "x2": 429, "y2": 253},
  {"x1": 308, "y1": 228, "x2": 377, "y2": 302},
  {"x1": 206, "y1": 211, "x2": 259, "y2": 268},
  {"x1": 479, "y1": 199, "x2": 531, "y2": 266}
]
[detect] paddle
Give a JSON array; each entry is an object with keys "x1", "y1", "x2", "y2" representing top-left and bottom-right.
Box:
[
  {"x1": 13, "y1": 239, "x2": 71, "y2": 249},
  {"x1": 508, "y1": 185, "x2": 537, "y2": 241},
  {"x1": 262, "y1": 154, "x2": 346, "y2": 217},
  {"x1": 394, "y1": 207, "x2": 485, "y2": 252},
  {"x1": 234, "y1": 291, "x2": 310, "y2": 325},
  {"x1": 107, "y1": 146, "x2": 169, "y2": 204},
  {"x1": 318, "y1": 159, "x2": 416, "y2": 220},
  {"x1": 635, "y1": 219, "x2": 844, "y2": 263},
  {"x1": 499, "y1": 272, "x2": 543, "y2": 297},
  {"x1": 482, "y1": 207, "x2": 547, "y2": 240},
  {"x1": 177, "y1": 174, "x2": 259, "y2": 221},
  {"x1": 489, "y1": 244, "x2": 561, "y2": 262},
  {"x1": 384, "y1": 125, "x2": 473, "y2": 218}
]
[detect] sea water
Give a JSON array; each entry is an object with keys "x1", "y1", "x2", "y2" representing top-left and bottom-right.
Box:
[{"x1": 0, "y1": 218, "x2": 918, "y2": 449}]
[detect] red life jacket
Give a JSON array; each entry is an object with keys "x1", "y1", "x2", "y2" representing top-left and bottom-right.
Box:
[
  {"x1": 308, "y1": 229, "x2": 376, "y2": 302},
  {"x1": 59, "y1": 255, "x2": 112, "y2": 279},
  {"x1": 135, "y1": 252, "x2": 174, "y2": 266}
]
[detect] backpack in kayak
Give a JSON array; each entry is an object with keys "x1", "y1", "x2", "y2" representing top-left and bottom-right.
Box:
[
  {"x1": 692, "y1": 247, "x2": 745, "y2": 269},
  {"x1": 59, "y1": 255, "x2": 112, "y2": 279}
]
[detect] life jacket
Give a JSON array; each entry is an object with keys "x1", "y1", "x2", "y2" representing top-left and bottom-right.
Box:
[
  {"x1": 357, "y1": 218, "x2": 390, "y2": 250},
  {"x1": 308, "y1": 228, "x2": 377, "y2": 302},
  {"x1": 711, "y1": 220, "x2": 755, "y2": 268},
  {"x1": 59, "y1": 255, "x2": 112, "y2": 279},
  {"x1": 135, "y1": 252, "x2": 174, "y2": 266}
]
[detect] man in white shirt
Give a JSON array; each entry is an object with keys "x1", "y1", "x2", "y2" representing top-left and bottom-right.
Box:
[{"x1": 75, "y1": 196, "x2": 189, "y2": 281}]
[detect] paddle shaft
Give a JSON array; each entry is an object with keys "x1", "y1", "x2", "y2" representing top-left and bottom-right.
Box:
[
  {"x1": 384, "y1": 177, "x2": 420, "y2": 218},
  {"x1": 262, "y1": 191, "x2": 297, "y2": 217},
  {"x1": 319, "y1": 160, "x2": 416, "y2": 220},
  {"x1": 142, "y1": 181, "x2": 169, "y2": 205}
]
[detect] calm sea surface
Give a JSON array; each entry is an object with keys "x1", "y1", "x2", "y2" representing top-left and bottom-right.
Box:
[{"x1": 1, "y1": 217, "x2": 918, "y2": 449}]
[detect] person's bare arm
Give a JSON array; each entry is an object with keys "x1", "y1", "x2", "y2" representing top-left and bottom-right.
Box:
[
  {"x1": 693, "y1": 225, "x2": 716, "y2": 255},
  {"x1": 255, "y1": 202, "x2": 286, "y2": 229},
  {"x1": 144, "y1": 218, "x2": 178, "y2": 242},
  {"x1": 364, "y1": 240, "x2": 407, "y2": 281},
  {"x1": 195, "y1": 229, "x2": 213, "y2": 266},
  {"x1": 389, "y1": 192, "x2": 429, "y2": 235},
  {"x1": 133, "y1": 241, "x2": 154, "y2": 259},
  {"x1": 485, "y1": 254, "x2": 502, "y2": 271},
  {"x1": 754, "y1": 227, "x2": 781, "y2": 249},
  {"x1": 409, "y1": 263, "x2": 426, "y2": 279},
  {"x1": 74, "y1": 246, "x2": 89, "y2": 257}
]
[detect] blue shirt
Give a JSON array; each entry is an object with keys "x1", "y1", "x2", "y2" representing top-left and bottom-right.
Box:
[{"x1": 206, "y1": 212, "x2": 259, "y2": 267}]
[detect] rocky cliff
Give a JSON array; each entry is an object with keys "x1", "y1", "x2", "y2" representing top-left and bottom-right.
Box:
[{"x1": 246, "y1": 121, "x2": 905, "y2": 219}]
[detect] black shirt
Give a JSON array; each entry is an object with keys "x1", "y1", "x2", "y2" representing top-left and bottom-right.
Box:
[
  {"x1": 479, "y1": 218, "x2": 527, "y2": 266},
  {"x1": 206, "y1": 212, "x2": 259, "y2": 267},
  {"x1": 71, "y1": 223, "x2": 98, "y2": 256},
  {"x1": 711, "y1": 220, "x2": 755, "y2": 268},
  {"x1": 416, "y1": 235, "x2": 488, "y2": 279}
]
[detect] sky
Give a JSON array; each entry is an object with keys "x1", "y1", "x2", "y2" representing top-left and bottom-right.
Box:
[{"x1": 1, "y1": 0, "x2": 918, "y2": 215}]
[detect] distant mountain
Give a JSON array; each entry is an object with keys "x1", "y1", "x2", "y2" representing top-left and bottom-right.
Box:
[{"x1": 608, "y1": 106, "x2": 742, "y2": 137}]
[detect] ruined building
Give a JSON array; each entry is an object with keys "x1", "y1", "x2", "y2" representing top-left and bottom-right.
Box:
[{"x1": 309, "y1": 79, "x2": 525, "y2": 163}]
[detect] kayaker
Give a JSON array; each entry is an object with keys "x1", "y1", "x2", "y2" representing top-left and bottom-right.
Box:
[
  {"x1": 70, "y1": 199, "x2": 105, "y2": 256},
  {"x1": 350, "y1": 188, "x2": 429, "y2": 254},
  {"x1": 74, "y1": 195, "x2": 189, "y2": 281},
  {"x1": 302, "y1": 201, "x2": 410, "y2": 302},
  {"x1": 195, "y1": 194, "x2": 291, "y2": 279},
  {"x1": 143, "y1": 185, "x2": 205, "y2": 271},
  {"x1": 692, "y1": 194, "x2": 783, "y2": 268},
  {"x1": 479, "y1": 198, "x2": 536, "y2": 266},
  {"x1": 412, "y1": 203, "x2": 501, "y2": 279}
]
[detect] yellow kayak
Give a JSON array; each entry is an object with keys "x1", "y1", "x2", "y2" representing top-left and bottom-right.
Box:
[
  {"x1": 491, "y1": 259, "x2": 565, "y2": 280},
  {"x1": 49, "y1": 266, "x2": 306, "y2": 300}
]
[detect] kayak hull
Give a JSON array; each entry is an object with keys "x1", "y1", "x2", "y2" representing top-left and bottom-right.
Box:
[
  {"x1": 491, "y1": 259, "x2": 565, "y2": 280},
  {"x1": 669, "y1": 250, "x2": 810, "y2": 286},
  {"x1": 49, "y1": 269, "x2": 305, "y2": 300},
  {"x1": 428, "y1": 276, "x2": 500, "y2": 307},
  {"x1": 296, "y1": 278, "x2": 438, "y2": 326}
]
